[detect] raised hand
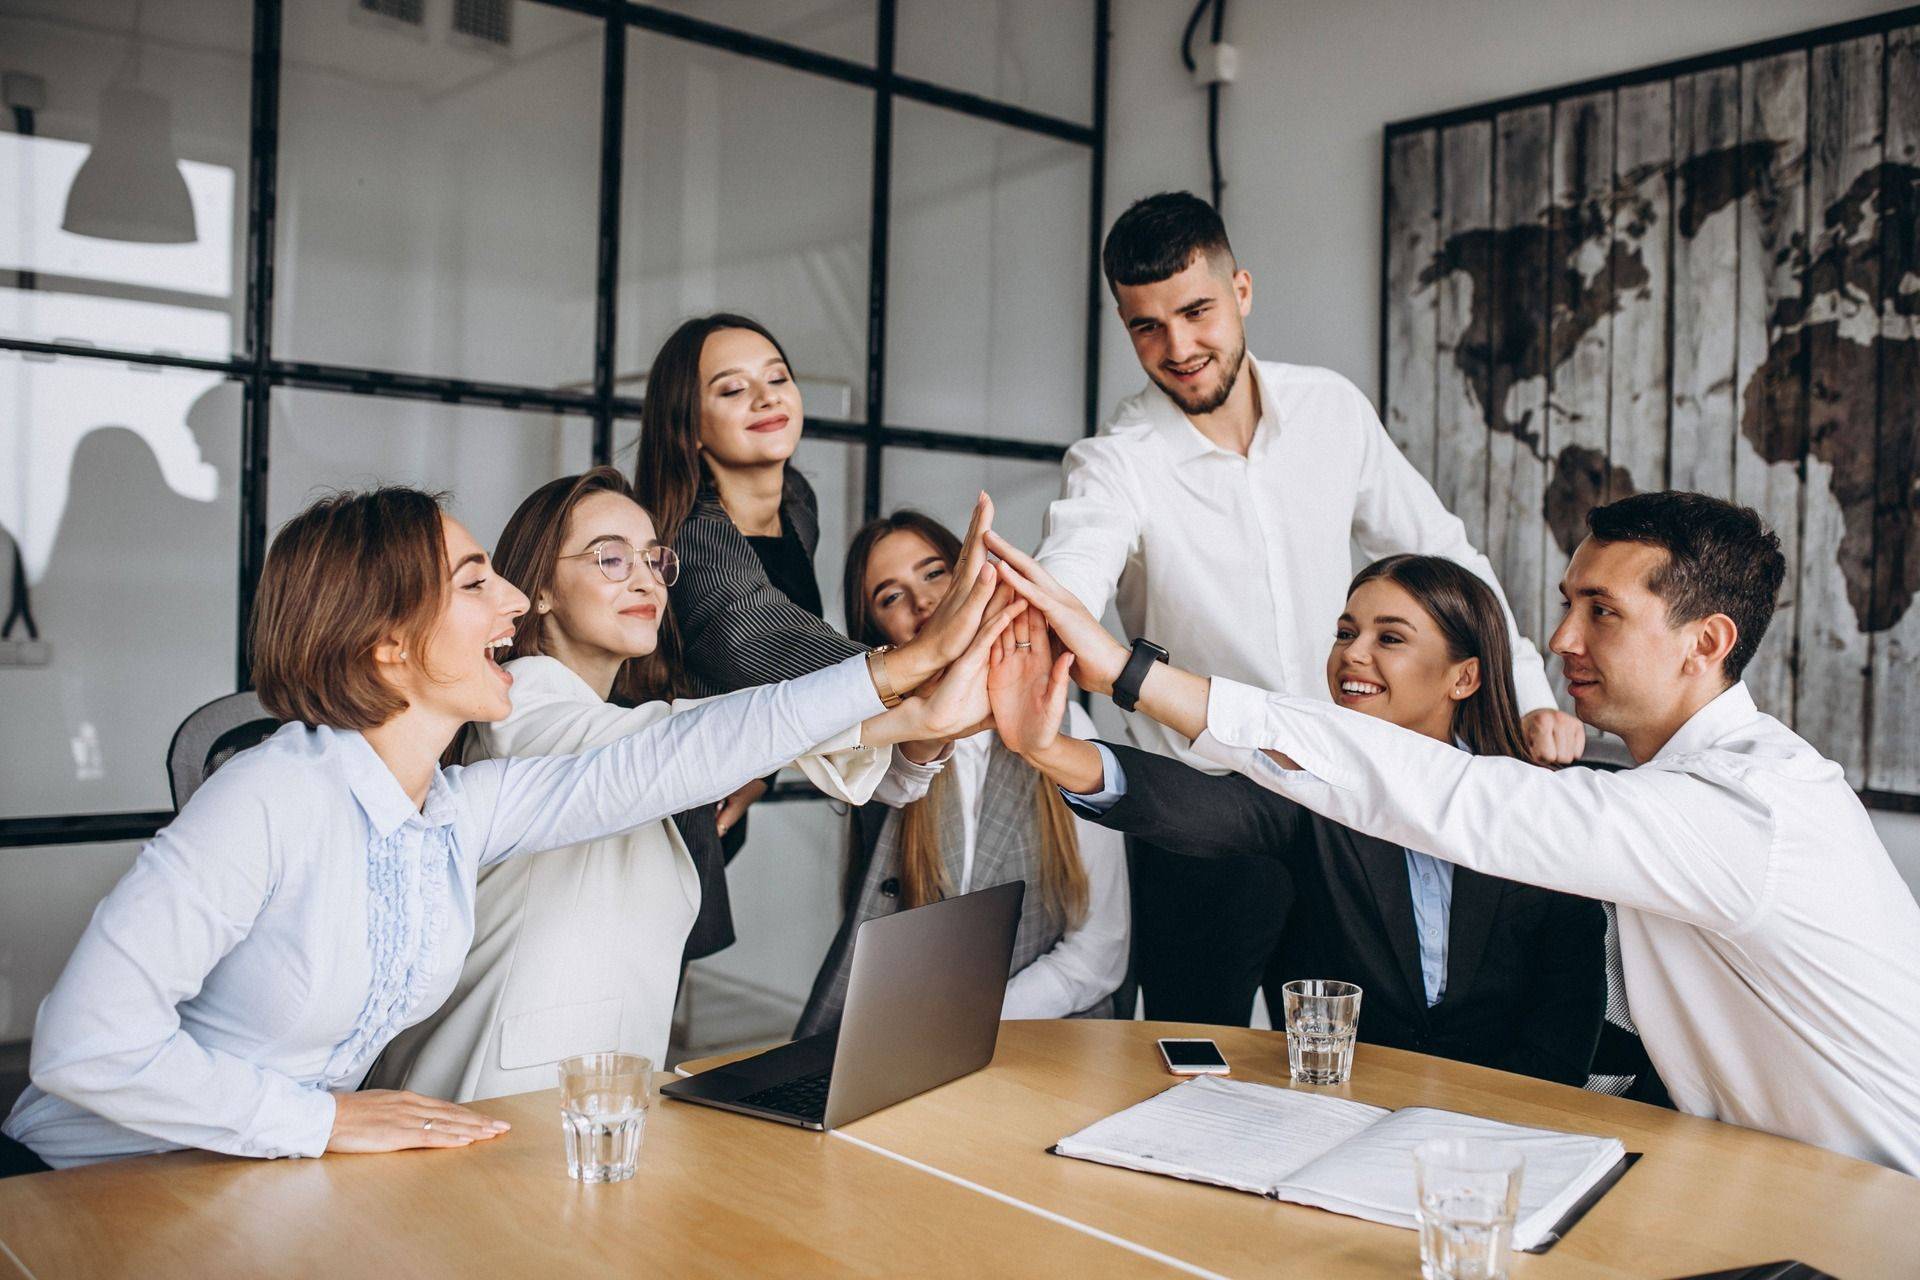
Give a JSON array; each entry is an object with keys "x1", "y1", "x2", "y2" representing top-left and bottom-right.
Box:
[
  {"x1": 884, "y1": 493, "x2": 1000, "y2": 692},
  {"x1": 982, "y1": 530, "x2": 1129, "y2": 695},
  {"x1": 987, "y1": 601, "x2": 1073, "y2": 756},
  {"x1": 889, "y1": 583, "x2": 1025, "y2": 745},
  {"x1": 327, "y1": 1089, "x2": 511, "y2": 1154}
]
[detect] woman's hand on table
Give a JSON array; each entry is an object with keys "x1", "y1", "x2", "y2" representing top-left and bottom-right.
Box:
[{"x1": 327, "y1": 1089, "x2": 511, "y2": 1153}]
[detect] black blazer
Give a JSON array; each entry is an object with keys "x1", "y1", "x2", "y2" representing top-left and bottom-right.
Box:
[{"x1": 1097, "y1": 743, "x2": 1606, "y2": 1085}]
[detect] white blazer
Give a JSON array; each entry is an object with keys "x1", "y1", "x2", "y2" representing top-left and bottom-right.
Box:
[{"x1": 370, "y1": 655, "x2": 892, "y2": 1102}]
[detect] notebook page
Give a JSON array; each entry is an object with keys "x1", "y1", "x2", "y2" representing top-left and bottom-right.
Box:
[
  {"x1": 1271, "y1": 1106, "x2": 1624, "y2": 1249},
  {"x1": 1053, "y1": 1076, "x2": 1389, "y2": 1195}
]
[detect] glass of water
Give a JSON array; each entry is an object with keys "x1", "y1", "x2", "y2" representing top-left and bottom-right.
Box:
[
  {"x1": 558, "y1": 1052, "x2": 652, "y2": 1183},
  {"x1": 1280, "y1": 979, "x2": 1362, "y2": 1084},
  {"x1": 1413, "y1": 1139, "x2": 1524, "y2": 1280}
]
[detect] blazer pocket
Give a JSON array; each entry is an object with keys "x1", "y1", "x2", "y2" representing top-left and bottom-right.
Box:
[{"x1": 498, "y1": 997, "x2": 626, "y2": 1072}]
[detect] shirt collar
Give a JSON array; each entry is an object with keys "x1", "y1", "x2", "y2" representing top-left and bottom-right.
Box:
[
  {"x1": 1651, "y1": 682, "x2": 1757, "y2": 763},
  {"x1": 337, "y1": 728, "x2": 458, "y2": 838},
  {"x1": 1143, "y1": 352, "x2": 1278, "y2": 463}
]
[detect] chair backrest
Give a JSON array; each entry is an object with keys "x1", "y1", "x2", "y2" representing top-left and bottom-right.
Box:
[{"x1": 167, "y1": 691, "x2": 281, "y2": 811}]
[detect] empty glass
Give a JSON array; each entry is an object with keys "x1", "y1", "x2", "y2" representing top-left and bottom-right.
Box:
[
  {"x1": 558, "y1": 1052, "x2": 652, "y2": 1183},
  {"x1": 1281, "y1": 979, "x2": 1363, "y2": 1085},
  {"x1": 1413, "y1": 1139, "x2": 1525, "y2": 1280}
]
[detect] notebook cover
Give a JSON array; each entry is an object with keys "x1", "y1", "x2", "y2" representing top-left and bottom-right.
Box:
[{"x1": 1519, "y1": 1150, "x2": 1641, "y2": 1253}]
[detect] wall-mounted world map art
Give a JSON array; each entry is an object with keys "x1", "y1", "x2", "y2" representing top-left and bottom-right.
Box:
[{"x1": 1380, "y1": 11, "x2": 1920, "y2": 803}]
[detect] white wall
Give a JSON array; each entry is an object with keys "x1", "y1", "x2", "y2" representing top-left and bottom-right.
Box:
[{"x1": 1101, "y1": 0, "x2": 1920, "y2": 892}]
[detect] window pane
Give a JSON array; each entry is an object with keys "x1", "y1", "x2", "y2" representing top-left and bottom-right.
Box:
[
  {"x1": 619, "y1": 31, "x2": 871, "y2": 420},
  {"x1": 266, "y1": 389, "x2": 591, "y2": 556},
  {"x1": 681, "y1": 798, "x2": 846, "y2": 1058},
  {"x1": 887, "y1": 102, "x2": 1088, "y2": 443},
  {"x1": 274, "y1": 1, "x2": 602, "y2": 388},
  {"x1": 896, "y1": 0, "x2": 1095, "y2": 125},
  {"x1": 0, "y1": 841, "x2": 143, "y2": 1040},
  {"x1": 644, "y1": 1, "x2": 876, "y2": 65},
  {"x1": 881, "y1": 448, "x2": 1062, "y2": 555},
  {"x1": 0, "y1": 1, "x2": 251, "y2": 362},
  {"x1": 0, "y1": 356, "x2": 240, "y2": 817},
  {"x1": 788, "y1": 437, "x2": 865, "y2": 633}
]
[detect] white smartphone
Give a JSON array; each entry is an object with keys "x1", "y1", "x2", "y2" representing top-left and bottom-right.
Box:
[{"x1": 1157, "y1": 1037, "x2": 1230, "y2": 1076}]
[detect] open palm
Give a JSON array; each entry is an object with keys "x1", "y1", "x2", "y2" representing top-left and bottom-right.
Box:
[{"x1": 988, "y1": 604, "x2": 1073, "y2": 756}]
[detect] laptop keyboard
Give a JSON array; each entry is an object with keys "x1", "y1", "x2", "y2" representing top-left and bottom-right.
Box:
[{"x1": 737, "y1": 1069, "x2": 834, "y2": 1122}]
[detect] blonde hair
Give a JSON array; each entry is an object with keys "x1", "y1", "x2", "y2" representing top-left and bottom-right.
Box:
[{"x1": 844, "y1": 509, "x2": 1090, "y2": 931}]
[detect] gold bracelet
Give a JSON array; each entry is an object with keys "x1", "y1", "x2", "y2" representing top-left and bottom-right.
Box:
[{"x1": 867, "y1": 645, "x2": 904, "y2": 709}]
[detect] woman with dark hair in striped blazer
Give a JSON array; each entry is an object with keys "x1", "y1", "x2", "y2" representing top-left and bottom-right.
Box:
[{"x1": 634, "y1": 313, "x2": 993, "y2": 956}]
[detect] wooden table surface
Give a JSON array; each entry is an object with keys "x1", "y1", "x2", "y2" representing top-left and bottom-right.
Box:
[{"x1": 3, "y1": 1020, "x2": 1915, "y2": 1278}]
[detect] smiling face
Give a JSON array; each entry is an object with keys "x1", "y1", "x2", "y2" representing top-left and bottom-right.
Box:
[
  {"x1": 538, "y1": 490, "x2": 669, "y2": 670},
  {"x1": 862, "y1": 528, "x2": 953, "y2": 648},
  {"x1": 696, "y1": 327, "x2": 803, "y2": 470},
  {"x1": 1113, "y1": 251, "x2": 1253, "y2": 417},
  {"x1": 398, "y1": 515, "x2": 529, "y2": 726},
  {"x1": 1325, "y1": 577, "x2": 1479, "y2": 743}
]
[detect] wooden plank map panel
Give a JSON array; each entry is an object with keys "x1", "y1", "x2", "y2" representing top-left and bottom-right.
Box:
[
  {"x1": 1733, "y1": 51, "x2": 1810, "y2": 724},
  {"x1": 1380, "y1": 11, "x2": 1920, "y2": 801},
  {"x1": 1869, "y1": 25, "x2": 1920, "y2": 794}
]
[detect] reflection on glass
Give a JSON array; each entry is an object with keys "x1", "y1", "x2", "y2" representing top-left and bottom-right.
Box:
[
  {"x1": 0, "y1": 359, "x2": 239, "y2": 817},
  {"x1": 0, "y1": 3, "x2": 249, "y2": 360},
  {"x1": 644, "y1": 0, "x2": 876, "y2": 65},
  {"x1": 882, "y1": 448, "x2": 1062, "y2": 556},
  {"x1": 275, "y1": 0, "x2": 601, "y2": 387},
  {"x1": 619, "y1": 31, "x2": 871, "y2": 417},
  {"x1": 896, "y1": 0, "x2": 1095, "y2": 125},
  {"x1": 887, "y1": 101, "x2": 1089, "y2": 444},
  {"x1": 266, "y1": 390, "x2": 591, "y2": 556}
]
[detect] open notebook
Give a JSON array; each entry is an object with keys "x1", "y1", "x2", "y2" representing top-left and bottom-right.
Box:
[{"x1": 1053, "y1": 1076, "x2": 1629, "y2": 1252}]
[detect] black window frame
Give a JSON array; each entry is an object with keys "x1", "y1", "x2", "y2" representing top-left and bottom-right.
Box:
[{"x1": 0, "y1": 0, "x2": 1112, "y2": 847}]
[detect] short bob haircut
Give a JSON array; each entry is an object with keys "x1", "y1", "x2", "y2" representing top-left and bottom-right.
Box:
[{"x1": 251, "y1": 486, "x2": 449, "y2": 730}]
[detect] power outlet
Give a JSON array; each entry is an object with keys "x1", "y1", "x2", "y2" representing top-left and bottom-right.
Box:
[{"x1": 0, "y1": 639, "x2": 51, "y2": 667}]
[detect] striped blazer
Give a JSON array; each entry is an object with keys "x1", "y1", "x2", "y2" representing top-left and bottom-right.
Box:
[{"x1": 670, "y1": 467, "x2": 865, "y2": 698}]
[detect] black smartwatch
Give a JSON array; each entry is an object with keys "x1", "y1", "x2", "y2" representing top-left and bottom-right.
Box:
[{"x1": 1112, "y1": 638, "x2": 1169, "y2": 713}]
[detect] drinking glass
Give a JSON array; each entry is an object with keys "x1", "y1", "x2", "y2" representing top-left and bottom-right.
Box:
[
  {"x1": 1413, "y1": 1138, "x2": 1525, "y2": 1280},
  {"x1": 558, "y1": 1052, "x2": 652, "y2": 1183},
  {"x1": 1280, "y1": 979, "x2": 1362, "y2": 1084}
]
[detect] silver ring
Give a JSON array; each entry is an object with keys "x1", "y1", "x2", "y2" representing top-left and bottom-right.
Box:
[
  {"x1": 422, "y1": 1118, "x2": 435, "y2": 1131},
  {"x1": 1014, "y1": 641, "x2": 1032, "y2": 649}
]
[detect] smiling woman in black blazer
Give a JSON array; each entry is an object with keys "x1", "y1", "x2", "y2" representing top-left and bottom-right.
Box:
[{"x1": 994, "y1": 553, "x2": 1607, "y2": 1086}]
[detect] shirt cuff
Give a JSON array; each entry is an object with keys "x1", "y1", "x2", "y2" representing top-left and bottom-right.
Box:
[
  {"x1": 1198, "y1": 677, "x2": 1359, "y2": 791},
  {"x1": 1059, "y1": 742, "x2": 1127, "y2": 815}
]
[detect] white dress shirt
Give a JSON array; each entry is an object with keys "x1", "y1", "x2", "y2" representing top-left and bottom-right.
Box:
[
  {"x1": 1037, "y1": 358, "x2": 1555, "y2": 771},
  {"x1": 1196, "y1": 678, "x2": 1920, "y2": 1175},
  {"x1": 876, "y1": 704, "x2": 1130, "y2": 1019},
  {"x1": 371, "y1": 655, "x2": 898, "y2": 1102},
  {"x1": 4, "y1": 657, "x2": 882, "y2": 1167}
]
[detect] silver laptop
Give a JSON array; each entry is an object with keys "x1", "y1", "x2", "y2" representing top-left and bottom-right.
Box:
[{"x1": 661, "y1": 881, "x2": 1024, "y2": 1130}]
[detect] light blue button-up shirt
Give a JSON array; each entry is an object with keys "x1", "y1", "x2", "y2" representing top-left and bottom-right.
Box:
[
  {"x1": 4, "y1": 657, "x2": 881, "y2": 1168},
  {"x1": 1068, "y1": 742, "x2": 1455, "y2": 1006}
]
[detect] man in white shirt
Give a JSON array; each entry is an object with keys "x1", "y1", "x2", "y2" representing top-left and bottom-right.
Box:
[
  {"x1": 1037, "y1": 191, "x2": 1585, "y2": 1024},
  {"x1": 988, "y1": 492, "x2": 1920, "y2": 1175}
]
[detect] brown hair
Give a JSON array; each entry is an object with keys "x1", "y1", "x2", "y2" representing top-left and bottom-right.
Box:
[
  {"x1": 632, "y1": 312, "x2": 794, "y2": 549},
  {"x1": 843, "y1": 510, "x2": 1088, "y2": 930},
  {"x1": 1346, "y1": 554, "x2": 1534, "y2": 762},
  {"x1": 251, "y1": 486, "x2": 449, "y2": 730}
]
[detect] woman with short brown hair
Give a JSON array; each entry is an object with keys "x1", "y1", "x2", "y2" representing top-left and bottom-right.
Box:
[{"x1": 3, "y1": 485, "x2": 1009, "y2": 1170}]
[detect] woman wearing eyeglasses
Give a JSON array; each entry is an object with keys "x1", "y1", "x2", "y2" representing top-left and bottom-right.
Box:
[{"x1": 370, "y1": 469, "x2": 977, "y2": 1102}]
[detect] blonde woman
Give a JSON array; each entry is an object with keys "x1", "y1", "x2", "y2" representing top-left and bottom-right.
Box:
[{"x1": 795, "y1": 512, "x2": 1129, "y2": 1036}]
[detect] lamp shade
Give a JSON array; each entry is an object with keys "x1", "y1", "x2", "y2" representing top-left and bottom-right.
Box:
[{"x1": 61, "y1": 85, "x2": 198, "y2": 244}]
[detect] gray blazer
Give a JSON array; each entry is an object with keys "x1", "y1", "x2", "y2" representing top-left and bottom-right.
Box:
[{"x1": 670, "y1": 468, "x2": 865, "y2": 698}]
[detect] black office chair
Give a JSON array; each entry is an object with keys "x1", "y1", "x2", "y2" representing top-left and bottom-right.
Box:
[{"x1": 166, "y1": 691, "x2": 281, "y2": 810}]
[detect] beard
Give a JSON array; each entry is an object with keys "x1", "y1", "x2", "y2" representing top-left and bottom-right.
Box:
[{"x1": 1152, "y1": 338, "x2": 1247, "y2": 417}]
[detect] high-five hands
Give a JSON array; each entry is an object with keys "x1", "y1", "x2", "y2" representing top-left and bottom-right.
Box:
[
  {"x1": 981, "y1": 530, "x2": 1129, "y2": 695},
  {"x1": 986, "y1": 600, "x2": 1074, "y2": 756},
  {"x1": 863, "y1": 579, "x2": 1025, "y2": 755},
  {"x1": 877, "y1": 493, "x2": 1004, "y2": 696}
]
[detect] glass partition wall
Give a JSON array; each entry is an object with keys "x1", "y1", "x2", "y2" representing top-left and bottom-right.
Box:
[{"x1": 0, "y1": 0, "x2": 1108, "y2": 849}]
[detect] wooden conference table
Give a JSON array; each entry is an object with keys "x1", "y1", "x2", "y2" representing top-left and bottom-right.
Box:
[{"x1": 2, "y1": 1021, "x2": 1915, "y2": 1278}]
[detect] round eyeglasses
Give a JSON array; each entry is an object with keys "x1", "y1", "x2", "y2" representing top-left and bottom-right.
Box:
[{"x1": 558, "y1": 538, "x2": 680, "y2": 587}]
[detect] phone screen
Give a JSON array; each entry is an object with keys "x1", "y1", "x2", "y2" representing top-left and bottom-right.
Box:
[{"x1": 1159, "y1": 1038, "x2": 1228, "y2": 1070}]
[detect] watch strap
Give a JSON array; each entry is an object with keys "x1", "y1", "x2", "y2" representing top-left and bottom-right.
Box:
[{"x1": 1112, "y1": 638, "x2": 1169, "y2": 713}]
